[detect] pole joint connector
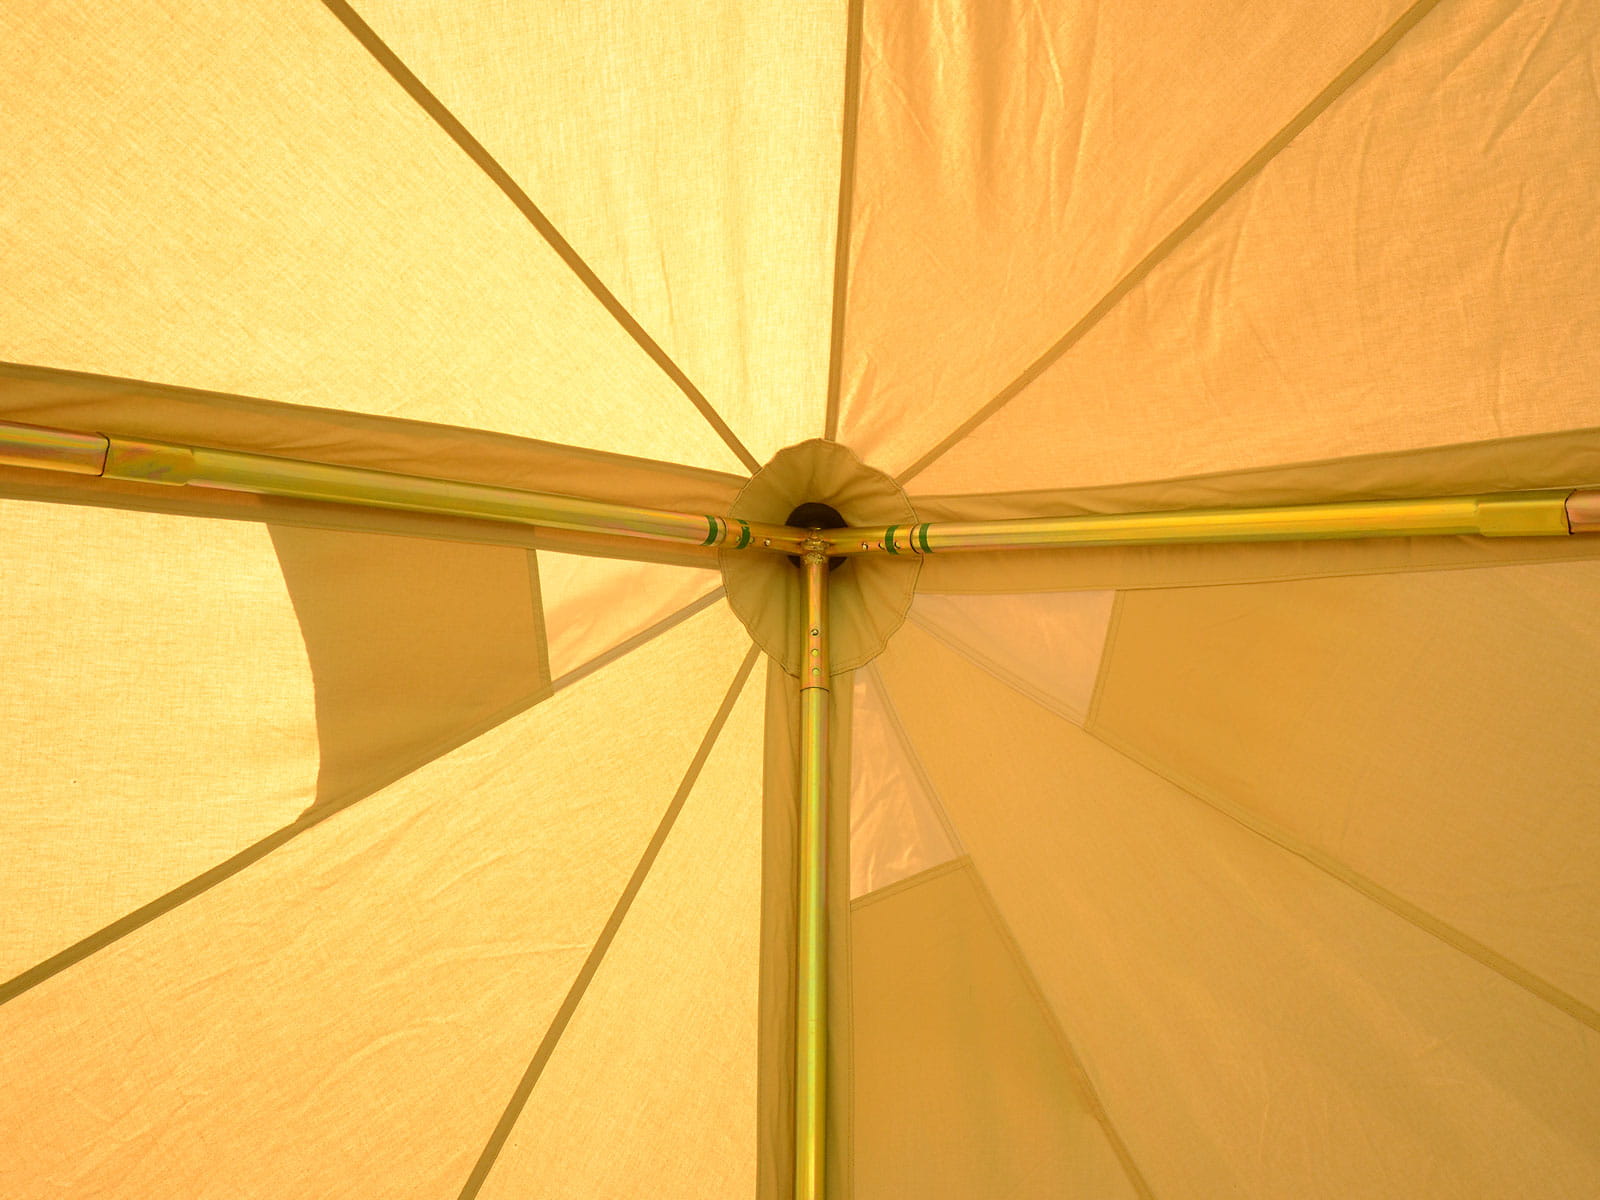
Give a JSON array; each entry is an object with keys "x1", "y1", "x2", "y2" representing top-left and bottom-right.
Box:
[{"x1": 800, "y1": 533, "x2": 830, "y2": 566}]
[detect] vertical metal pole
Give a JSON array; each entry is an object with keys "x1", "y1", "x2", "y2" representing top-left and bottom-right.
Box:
[{"x1": 795, "y1": 539, "x2": 831, "y2": 1199}]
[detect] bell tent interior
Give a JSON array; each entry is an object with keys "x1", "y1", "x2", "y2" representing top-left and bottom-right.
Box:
[{"x1": 2, "y1": 1, "x2": 1599, "y2": 1197}]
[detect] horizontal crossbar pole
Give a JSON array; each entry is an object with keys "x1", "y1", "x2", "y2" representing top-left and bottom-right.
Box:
[
  {"x1": 824, "y1": 490, "x2": 1598, "y2": 556},
  {"x1": 0, "y1": 419, "x2": 805, "y2": 554},
  {"x1": 4, "y1": 419, "x2": 1596, "y2": 558}
]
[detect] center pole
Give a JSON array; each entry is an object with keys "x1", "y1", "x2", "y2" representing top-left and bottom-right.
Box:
[{"x1": 795, "y1": 535, "x2": 831, "y2": 1200}]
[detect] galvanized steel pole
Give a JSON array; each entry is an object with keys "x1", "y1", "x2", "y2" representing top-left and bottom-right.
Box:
[
  {"x1": 6, "y1": 419, "x2": 1596, "y2": 556},
  {"x1": 821, "y1": 489, "x2": 1594, "y2": 555},
  {"x1": 0, "y1": 419, "x2": 805, "y2": 554},
  {"x1": 794, "y1": 535, "x2": 831, "y2": 1200}
]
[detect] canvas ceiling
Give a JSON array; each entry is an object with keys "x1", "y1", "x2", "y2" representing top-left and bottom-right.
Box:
[{"x1": 2, "y1": 0, "x2": 1598, "y2": 1196}]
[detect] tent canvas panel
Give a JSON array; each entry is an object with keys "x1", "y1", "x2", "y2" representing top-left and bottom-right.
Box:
[{"x1": 2, "y1": 0, "x2": 1598, "y2": 1194}]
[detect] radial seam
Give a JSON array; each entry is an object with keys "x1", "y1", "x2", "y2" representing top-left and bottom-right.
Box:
[
  {"x1": 963, "y1": 863, "x2": 1159, "y2": 1200},
  {"x1": 868, "y1": 675, "x2": 1157, "y2": 1199},
  {"x1": 0, "y1": 590, "x2": 726, "y2": 1008},
  {"x1": 924, "y1": 615, "x2": 1600, "y2": 1035},
  {"x1": 823, "y1": 0, "x2": 867, "y2": 442},
  {"x1": 896, "y1": 0, "x2": 1448, "y2": 485},
  {"x1": 861, "y1": 662, "x2": 966, "y2": 857},
  {"x1": 905, "y1": 608, "x2": 1095, "y2": 727},
  {"x1": 1088, "y1": 721, "x2": 1600, "y2": 1035},
  {"x1": 317, "y1": 0, "x2": 760, "y2": 473},
  {"x1": 456, "y1": 644, "x2": 761, "y2": 1199}
]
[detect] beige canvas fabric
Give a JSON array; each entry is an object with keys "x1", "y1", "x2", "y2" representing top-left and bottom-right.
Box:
[
  {"x1": 538, "y1": 552, "x2": 721, "y2": 679},
  {"x1": 851, "y1": 860, "x2": 1145, "y2": 1199},
  {"x1": 0, "y1": 604, "x2": 750, "y2": 1197},
  {"x1": 475, "y1": 659, "x2": 765, "y2": 1199},
  {"x1": 877, "y1": 618, "x2": 1600, "y2": 1197},
  {"x1": 2, "y1": 0, "x2": 1598, "y2": 1195},
  {"x1": 0, "y1": 501, "x2": 317, "y2": 981},
  {"x1": 913, "y1": 0, "x2": 1600, "y2": 492},
  {"x1": 0, "y1": 2, "x2": 744, "y2": 472},
  {"x1": 1093, "y1": 560, "x2": 1600, "y2": 1020},
  {"x1": 837, "y1": 0, "x2": 1418, "y2": 475},
  {"x1": 847, "y1": 667, "x2": 960, "y2": 897},
  {"x1": 908, "y1": 591, "x2": 1114, "y2": 724},
  {"x1": 349, "y1": 0, "x2": 846, "y2": 466},
  {"x1": 271, "y1": 529, "x2": 546, "y2": 806}
]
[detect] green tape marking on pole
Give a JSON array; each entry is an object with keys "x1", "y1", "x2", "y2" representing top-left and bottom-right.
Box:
[
  {"x1": 917, "y1": 523, "x2": 931, "y2": 554},
  {"x1": 702, "y1": 516, "x2": 721, "y2": 546},
  {"x1": 884, "y1": 525, "x2": 900, "y2": 554},
  {"x1": 735, "y1": 518, "x2": 752, "y2": 550}
]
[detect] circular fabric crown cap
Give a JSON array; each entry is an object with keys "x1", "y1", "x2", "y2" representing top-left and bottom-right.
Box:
[{"x1": 721, "y1": 440, "x2": 919, "y2": 675}]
